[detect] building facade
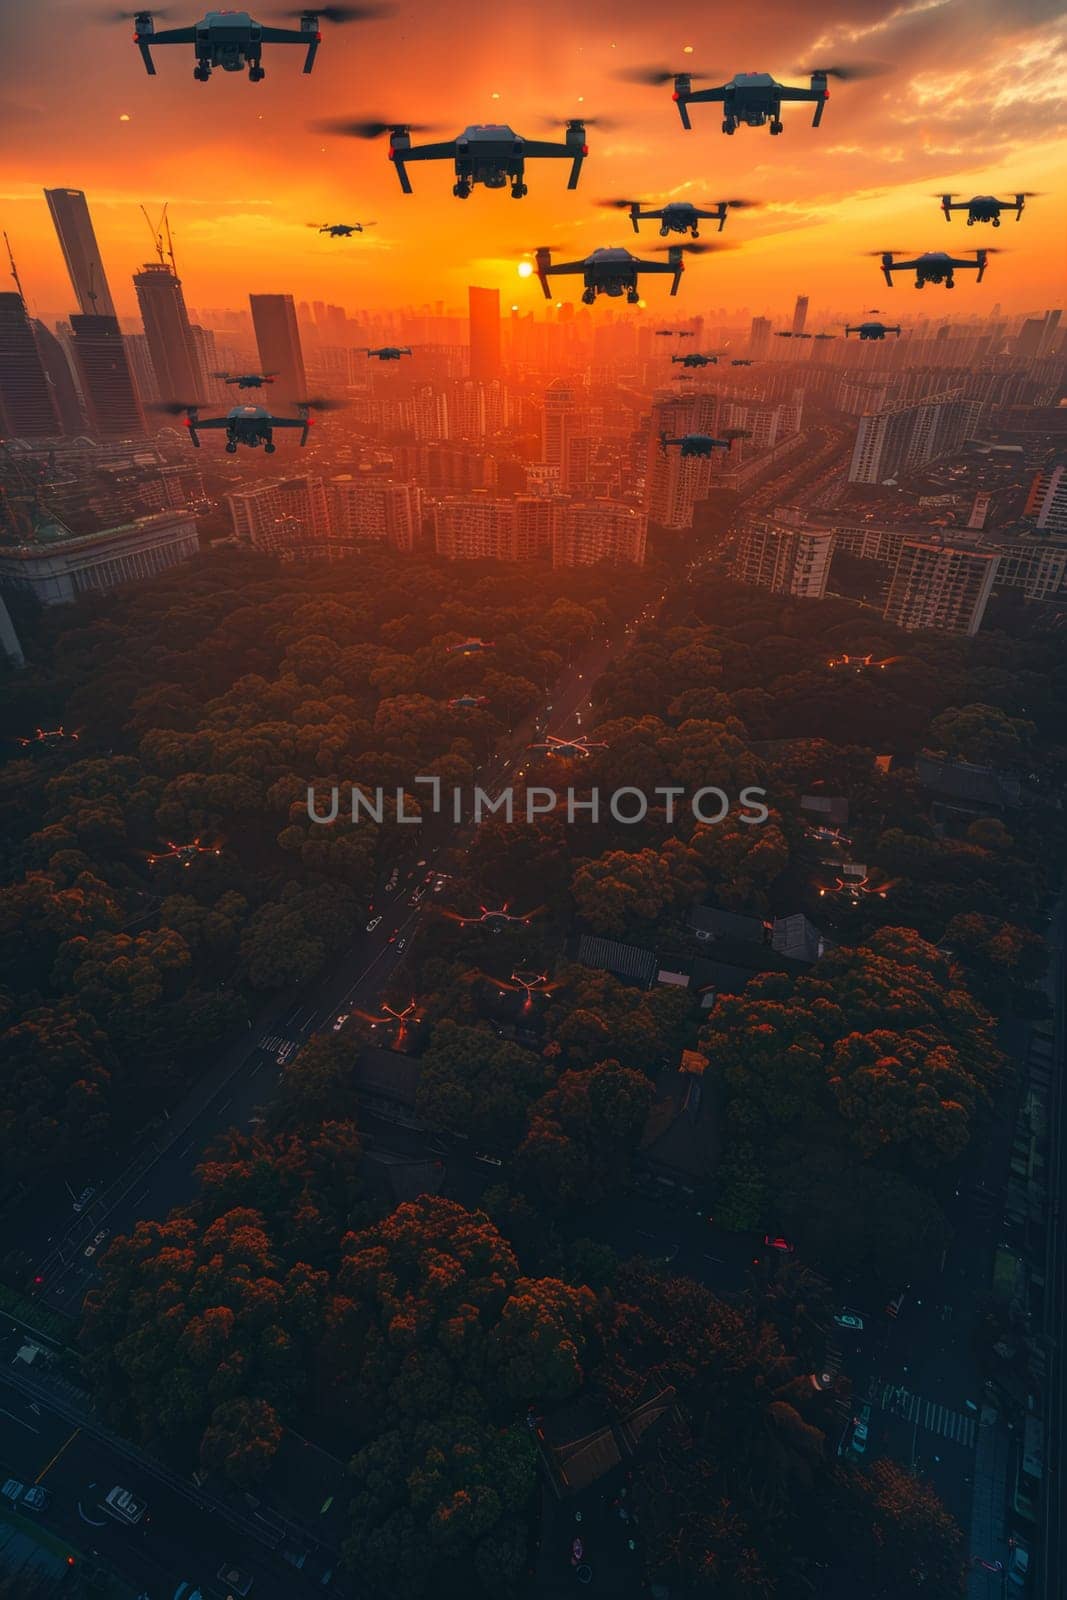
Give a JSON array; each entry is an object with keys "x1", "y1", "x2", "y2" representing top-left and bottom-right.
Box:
[
  {"x1": 249, "y1": 294, "x2": 307, "y2": 412},
  {"x1": 44, "y1": 188, "x2": 117, "y2": 318},
  {"x1": 883, "y1": 541, "x2": 999, "y2": 635},
  {"x1": 0, "y1": 510, "x2": 199, "y2": 605},
  {"x1": 551, "y1": 500, "x2": 647, "y2": 568},
  {"x1": 328, "y1": 476, "x2": 420, "y2": 551},
  {"x1": 0, "y1": 294, "x2": 60, "y2": 438},
  {"x1": 734, "y1": 520, "x2": 835, "y2": 598},
  {"x1": 133, "y1": 263, "x2": 204, "y2": 405}
]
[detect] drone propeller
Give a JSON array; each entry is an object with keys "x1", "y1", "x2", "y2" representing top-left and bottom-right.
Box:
[
  {"x1": 536, "y1": 112, "x2": 620, "y2": 131},
  {"x1": 95, "y1": 6, "x2": 172, "y2": 18},
  {"x1": 722, "y1": 197, "x2": 759, "y2": 209},
  {"x1": 278, "y1": 4, "x2": 393, "y2": 20},
  {"x1": 599, "y1": 197, "x2": 641, "y2": 210},
  {"x1": 795, "y1": 59, "x2": 888, "y2": 80},
  {"x1": 294, "y1": 396, "x2": 348, "y2": 411},
  {"x1": 864, "y1": 248, "x2": 914, "y2": 256},
  {"x1": 312, "y1": 117, "x2": 439, "y2": 139},
  {"x1": 651, "y1": 240, "x2": 735, "y2": 255},
  {"x1": 614, "y1": 64, "x2": 714, "y2": 86}
]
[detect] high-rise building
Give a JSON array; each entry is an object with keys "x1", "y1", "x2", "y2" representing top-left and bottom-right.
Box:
[
  {"x1": 68, "y1": 315, "x2": 144, "y2": 440},
  {"x1": 791, "y1": 296, "x2": 809, "y2": 336},
  {"x1": 561, "y1": 431, "x2": 596, "y2": 494},
  {"x1": 328, "y1": 476, "x2": 421, "y2": 551},
  {"x1": 124, "y1": 333, "x2": 160, "y2": 408},
  {"x1": 32, "y1": 320, "x2": 84, "y2": 435},
  {"x1": 542, "y1": 380, "x2": 576, "y2": 466},
  {"x1": 227, "y1": 475, "x2": 330, "y2": 553},
  {"x1": 433, "y1": 495, "x2": 527, "y2": 561},
  {"x1": 883, "y1": 541, "x2": 999, "y2": 635},
  {"x1": 249, "y1": 294, "x2": 307, "y2": 411},
  {"x1": 734, "y1": 520, "x2": 835, "y2": 598},
  {"x1": 551, "y1": 500, "x2": 646, "y2": 568},
  {"x1": 468, "y1": 286, "x2": 502, "y2": 382},
  {"x1": 1031, "y1": 459, "x2": 1067, "y2": 535},
  {"x1": 848, "y1": 390, "x2": 985, "y2": 485},
  {"x1": 43, "y1": 188, "x2": 117, "y2": 318},
  {"x1": 133, "y1": 263, "x2": 203, "y2": 404},
  {"x1": 645, "y1": 393, "x2": 720, "y2": 530},
  {"x1": 749, "y1": 316, "x2": 773, "y2": 359},
  {"x1": 0, "y1": 294, "x2": 61, "y2": 437},
  {"x1": 1016, "y1": 318, "x2": 1046, "y2": 360}
]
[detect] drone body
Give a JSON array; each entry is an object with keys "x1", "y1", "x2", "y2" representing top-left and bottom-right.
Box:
[
  {"x1": 528, "y1": 732, "x2": 606, "y2": 759},
  {"x1": 844, "y1": 321, "x2": 901, "y2": 340},
  {"x1": 361, "y1": 345, "x2": 412, "y2": 360},
  {"x1": 535, "y1": 245, "x2": 685, "y2": 305},
  {"x1": 213, "y1": 370, "x2": 277, "y2": 387},
  {"x1": 879, "y1": 249, "x2": 988, "y2": 288},
  {"x1": 340, "y1": 121, "x2": 589, "y2": 197},
  {"x1": 16, "y1": 726, "x2": 79, "y2": 748},
  {"x1": 449, "y1": 694, "x2": 489, "y2": 709},
  {"x1": 127, "y1": 7, "x2": 349, "y2": 80},
  {"x1": 169, "y1": 401, "x2": 316, "y2": 450},
  {"x1": 625, "y1": 199, "x2": 734, "y2": 236},
  {"x1": 940, "y1": 192, "x2": 1029, "y2": 226},
  {"x1": 672, "y1": 352, "x2": 718, "y2": 367},
  {"x1": 446, "y1": 637, "x2": 494, "y2": 654},
  {"x1": 660, "y1": 430, "x2": 745, "y2": 458},
  {"x1": 671, "y1": 70, "x2": 833, "y2": 135},
  {"x1": 147, "y1": 837, "x2": 221, "y2": 868},
  {"x1": 731, "y1": 358, "x2": 754, "y2": 366},
  {"x1": 315, "y1": 221, "x2": 371, "y2": 236}
]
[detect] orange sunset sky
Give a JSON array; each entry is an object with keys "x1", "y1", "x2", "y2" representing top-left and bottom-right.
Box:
[{"x1": 2, "y1": 0, "x2": 1065, "y2": 322}]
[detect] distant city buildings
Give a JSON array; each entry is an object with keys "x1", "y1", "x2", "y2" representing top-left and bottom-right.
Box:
[
  {"x1": 883, "y1": 541, "x2": 999, "y2": 635},
  {"x1": 0, "y1": 509, "x2": 198, "y2": 605},
  {"x1": 791, "y1": 295, "x2": 809, "y2": 337},
  {"x1": 227, "y1": 475, "x2": 330, "y2": 553},
  {"x1": 249, "y1": 294, "x2": 307, "y2": 412},
  {"x1": 734, "y1": 520, "x2": 835, "y2": 598},
  {"x1": 749, "y1": 316, "x2": 773, "y2": 359},
  {"x1": 468, "y1": 286, "x2": 502, "y2": 382},
  {"x1": 68, "y1": 315, "x2": 145, "y2": 440},
  {"x1": 848, "y1": 390, "x2": 985, "y2": 485},
  {"x1": 1028, "y1": 458, "x2": 1067, "y2": 535},
  {"x1": 430, "y1": 492, "x2": 645, "y2": 567},
  {"x1": 0, "y1": 293, "x2": 61, "y2": 438},
  {"x1": 328, "y1": 476, "x2": 420, "y2": 551},
  {"x1": 551, "y1": 500, "x2": 647, "y2": 568},
  {"x1": 645, "y1": 394, "x2": 721, "y2": 530}
]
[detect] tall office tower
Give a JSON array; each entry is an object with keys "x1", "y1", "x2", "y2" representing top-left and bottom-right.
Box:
[
  {"x1": 1016, "y1": 318, "x2": 1046, "y2": 359},
  {"x1": 227, "y1": 475, "x2": 331, "y2": 553},
  {"x1": 792, "y1": 295, "x2": 809, "y2": 336},
  {"x1": 44, "y1": 188, "x2": 117, "y2": 318},
  {"x1": 249, "y1": 294, "x2": 307, "y2": 410},
  {"x1": 189, "y1": 327, "x2": 227, "y2": 404},
  {"x1": 542, "y1": 379, "x2": 576, "y2": 465},
  {"x1": 848, "y1": 390, "x2": 983, "y2": 485},
  {"x1": 0, "y1": 294, "x2": 61, "y2": 437},
  {"x1": 133, "y1": 263, "x2": 203, "y2": 403},
  {"x1": 32, "y1": 320, "x2": 84, "y2": 434},
  {"x1": 733, "y1": 520, "x2": 835, "y2": 598},
  {"x1": 468, "y1": 286, "x2": 502, "y2": 381},
  {"x1": 749, "y1": 316, "x2": 773, "y2": 359},
  {"x1": 69, "y1": 316, "x2": 144, "y2": 439},
  {"x1": 124, "y1": 334, "x2": 161, "y2": 408},
  {"x1": 551, "y1": 501, "x2": 647, "y2": 568},
  {"x1": 561, "y1": 431, "x2": 595, "y2": 494},
  {"x1": 644, "y1": 394, "x2": 720, "y2": 530},
  {"x1": 328, "y1": 477, "x2": 421, "y2": 551},
  {"x1": 883, "y1": 541, "x2": 999, "y2": 636},
  {"x1": 1031, "y1": 459, "x2": 1067, "y2": 535}
]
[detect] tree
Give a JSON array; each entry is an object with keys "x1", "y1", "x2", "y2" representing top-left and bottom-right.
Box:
[
  {"x1": 200, "y1": 1396, "x2": 284, "y2": 1487},
  {"x1": 415, "y1": 1022, "x2": 552, "y2": 1151}
]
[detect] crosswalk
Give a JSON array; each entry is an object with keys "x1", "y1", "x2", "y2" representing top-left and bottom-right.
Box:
[
  {"x1": 874, "y1": 1383, "x2": 977, "y2": 1448},
  {"x1": 259, "y1": 1034, "x2": 299, "y2": 1063}
]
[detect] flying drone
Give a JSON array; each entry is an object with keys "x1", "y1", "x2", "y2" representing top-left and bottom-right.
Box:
[
  {"x1": 672, "y1": 351, "x2": 719, "y2": 367},
  {"x1": 528, "y1": 732, "x2": 606, "y2": 759},
  {"x1": 490, "y1": 969, "x2": 560, "y2": 1009},
  {"x1": 449, "y1": 694, "x2": 489, "y2": 709},
  {"x1": 817, "y1": 871, "x2": 891, "y2": 903},
  {"x1": 317, "y1": 118, "x2": 595, "y2": 197},
  {"x1": 807, "y1": 824, "x2": 853, "y2": 849},
  {"x1": 353, "y1": 998, "x2": 420, "y2": 1037},
  {"x1": 730, "y1": 357, "x2": 755, "y2": 365},
  {"x1": 360, "y1": 345, "x2": 412, "y2": 360},
  {"x1": 116, "y1": 5, "x2": 385, "y2": 81},
  {"x1": 213, "y1": 369, "x2": 278, "y2": 387},
  {"x1": 660, "y1": 429, "x2": 749, "y2": 457},
  {"x1": 532, "y1": 243, "x2": 710, "y2": 305},
  {"x1": 622, "y1": 62, "x2": 883, "y2": 134},
  {"x1": 813, "y1": 331, "x2": 836, "y2": 340},
  {"x1": 154, "y1": 398, "x2": 341, "y2": 450},
  {"x1": 443, "y1": 901, "x2": 542, "y2": 929},
  {"x1": 874, "y1": 249, "x2": 991, "y2": 288},
  {"x1": 147, "y1": 837, "x2": 222, "y2": 868},
  {"x1": 826, "y1": 652, "x2": 896, "y2": 669},
  {"x1": 776, "y1": 330, "x2": 812, "y2": 340},
  {"x1": 15, "y1": 726, "x2": 80, "y2": 748},
  {"x1": 844, "y1": 321, "x2": 901, "y2": 340},
  {"x1": 603, "y1": 197, "x2": 755, "y2": 237},
  {"x1": 446, "y1": 637, "x2": 494, "y2": 654},
  {"x1": 939, "y1": 192, "x2": 1035, "y2": 226},
  {"x1": 310, "y1": 220, "x2": 375, "y2": 236}
]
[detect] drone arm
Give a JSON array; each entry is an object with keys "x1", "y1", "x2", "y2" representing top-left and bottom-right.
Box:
[
  {"x1": 567, "y1": 151, "x2": 584, "y2": 190},
  {"x1": 136, "y1": 36, "x2": 156, "y2": 74},
  {"x1": 1013, "y1": 195, "x2": 1025, "y2": 220},
  {"x1": 974, "y1": 251, "x2": 987, "y2": 283},
  {"x1": 143, "y1": 25, "x2": 196, "y2": 43},
  {"x1": 629, "y1": 205, "x2": 643, "y2": 234},
  {"x1": 715, "y1": 205, "x2": 727, "y2": 232}
]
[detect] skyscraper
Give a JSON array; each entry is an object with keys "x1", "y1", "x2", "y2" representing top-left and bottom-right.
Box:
[
  {"x1": 69, "y1": 316, "x2": 145, "y2": 440},
  {"x1": 0, "y1": 294, "x2": 61, "y2": 437},
  {"x1": 249, "y1": 294, "x2": 307, "y2": 410},
  {"x1": 43, "y1": 189, "x2": 117, "y2": 318},
  {"x1": 133, "y1": 263, "x2": 203, "y2": 403},
  {"x1": 542, "y1": 380, "x2": 576, "y2": 466},
  {"x1": 32, "y1": 320, "x2": 85, "y2": 435},
  {"x1": 883, "y1": 542, "x2": 999, "y2": 636},
  {"x1": 468, "y1": 286, "x2": 502, "y2": 382},
  {"x1": 329, "y1": 477, "x2": 421, "y2": 551},
  {"x1": 748, "y1": 316, "x2": 772, "y2": 359},
  {"x1": 792, "y1": 295, "x2": 809, "y2": 336},
  {"x1": 645, "y1": 394, "x2": 720, "y2": 530}
]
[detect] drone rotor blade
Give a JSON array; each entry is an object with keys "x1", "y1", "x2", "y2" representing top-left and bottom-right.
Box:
[
  {"x1": 294, "y1": 396, "x2": 348, "y2": 411},
  {"x1": 614, "y1": 63, "x2": 713, "y2": 86},
  {"x1": 95, "y1": 7, "x2": 173, "y2": 19},
  {"x1": 278, "y1": 3, "x2": 393, "y2": 19},
  {"x1": 311, "y1": 117, "x2": 438, "y2": 139},
  {"x1": 796, "y1": 59, "x2": 888, "y2": 80}
]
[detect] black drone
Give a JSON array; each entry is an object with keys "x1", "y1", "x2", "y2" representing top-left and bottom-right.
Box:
[
  {"x1": 118, "y1": 5, "x2": 385, "y2": 81},
  {"x1": 533, "y1": 243, "x2": 706, "y2": 304},
  {"x1": 672, "y1": 351, "x2": 719, "y2": 366},
  {"x1": 155, "y1": 398, "x2": 340, "y2": 450},
  {"x1": 660, "y1": 429, "x2": 749, "y2": 457},
  {"x1": 875, "y1": 249, "x2": 991, "y2": 288},
  {"x1": 776, "y1": 330, "x2": 813, "y2": 340},
  {"x1": 730, "y1": 358, "x2": 754, "y2": 365},
  {"x1": 213, "y1": 369, "x2": 278, "y2": 387},
  {"x1": 360, "y1": 345, "x2": 411, "y2": 360},
  {"x1": 623, "y1": 63, "x2": 882, "y2": 134},
  {"x1": 939, "y1": 192, "x2": 1035, "y2": 226},
  {"x1": 310, "y1": 220, "x2": 375, "y2": 236},
  {"x1": 845, "y1": 320, "x2": 901, "y2": 340},
  {"x1": 318, "y1": 118, "x2": 593, "y2": 197},
  {"x1": 605, "y1": 197, "x2": 754, "y2": 236},
  {"x1": 813, "y1": 331, "x2": 836, "y2": 340}
]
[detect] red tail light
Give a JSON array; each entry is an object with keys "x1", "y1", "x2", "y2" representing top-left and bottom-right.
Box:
[
  {"x1": 824, "y1": 89, "x2": 830, "y2": 99},
  {"x1": 671, "y1": 92, "x2": 679, "y2": 101}
]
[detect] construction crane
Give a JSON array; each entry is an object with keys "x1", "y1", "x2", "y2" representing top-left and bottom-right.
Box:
[{"x1": 140, "y1": 203, "x2": 177, "y2": 274}]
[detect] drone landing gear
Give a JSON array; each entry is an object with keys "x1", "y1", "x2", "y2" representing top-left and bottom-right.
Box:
[
  {"x1": 992, "y1": 217, "x2": 1001, "y2": 227},
  {"x1": 691, "y1": 227, "x2": 700, "y2": 238},
  {"x1": 722, "y1": 118, "x2": 736, "y2": 134},
  {"x1": 581, "y1": 288, "x2": 596, "y2": 305},
  {"x1": 510, "y1": 182, "x2": 527, "y2": 199},
  {"x1": 660, "y1": 226, "x2": 670, "y2": 237},
  {"x1": 946, "y1": 278, "x2": 955, "y2": 288},
  {"x1": 915, "y1": 278, "x2": 925, "y2": 288},
  {"x1": 770, "y1": 119, "x2": 784, "y2": 135},
  {"x1": 264, "y1": 442, "x2": 276, "y2": 454},
  {"x1": 626, "y1": 289, "x2": 640, "y2": 305},
  {"x1": 249, "y1": 65, "x2": 265, "y2": 81},
  {"x1": 225, "y1": 441, "x2": 238, "y2": 453},
  {"x1": 452, "y1": 182, "x2": 471, "y2": 198},
  {"x1": 194, "y1": 64, "x2": 210, "y2": 80}
]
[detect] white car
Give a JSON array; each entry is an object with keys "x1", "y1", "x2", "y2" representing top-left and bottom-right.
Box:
[
  {"x1": 332, "y1": 1013, "x2": 349, "y2": 1032},
  {"x1": 365, "y1": 915, "x2": 382, "y2": 933},
  {"x1": 104, "y1": 1485, "x2": 146, "y2": 1525}
]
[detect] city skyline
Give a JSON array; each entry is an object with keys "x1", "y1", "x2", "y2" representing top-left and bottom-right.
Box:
[{"x1": 2, "y1": 1, "x2": 1064, "y2": 317}]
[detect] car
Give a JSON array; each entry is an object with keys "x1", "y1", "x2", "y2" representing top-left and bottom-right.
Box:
[
  {"x1": 433, "y1": 878, "x2": 446, "y2": 893},
  {"x1": 217, "y1": 1566, "x2": 254, "y2": 1597},
  {"x1": 396, "y1": 938, "x2": 407, "y2": 952},
  {"x1": 1007, "y1": 1536, "x2": 1030, "y2": 1591},
  {"x1": 850, "y1": 1404, "x2": 872, "y2": 1457},
  {"x1": 473, "y1": 1151, "x2": 503, "y2": 1167},
  {"x1": 833, "y1": 1311, "x2": 865, "y2": 1332},
  {"x1": 331, "y1": 1013, "x2": 349, "y2": 1032},
  {"x1": 409, "y1": 889, "x2": 424, "y2": 906},
  {"x1": 763, "y1": 1234, "x2": 796, "y2": 1254},
  {"x1": 83, "y1": 1228, "x2": 110, "y2": 1259},
  {"x1": 1, "y1": 1479, "x2": 25, "y2": 1507},
  {"x1": 20, "y1": 1486, "x2": 51, "y2": 1511},
  {"x1": 104, "y1": 1485, "x2": 146, "y2": 1525},
  {"x1": 365, "y1": 915, "x2": 382, "y2": 933}
]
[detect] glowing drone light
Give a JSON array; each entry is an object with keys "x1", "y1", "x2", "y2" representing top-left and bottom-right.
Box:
[
  {"x1": 444, "y1": 900, "x2": 543, "y2": 928},
  {"x1": 16, "y1": 726, "x2": 80, "y2": 747},
  {"x1": 446, "y1": 637, "x2": 495, "y2": 655},
  {"x1": 355, "y1": 997, "x2": 420, "y2": 1039},
  {"x1": 528, "y1": 732, "x2": 606, "y2": 759},
  {"x1": 807, "y1": 824, "x2": 853, "y2": 849},
  {"x1": 818, "y1": 872, "x2": 892, "y2": 902},
  {"x1": 826, "y1": 653, "x2": 896, "y2": 672},
  {"x1": 147, "y1": 837, "x2": 222, "y2": 869}
]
